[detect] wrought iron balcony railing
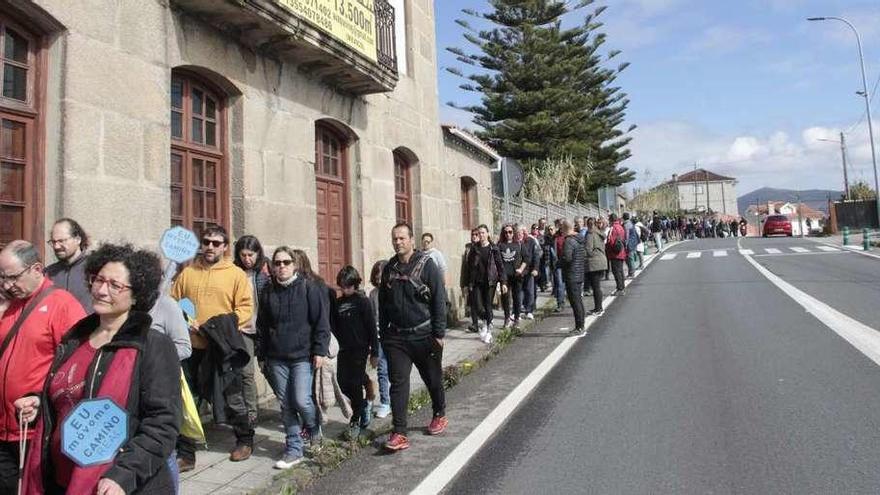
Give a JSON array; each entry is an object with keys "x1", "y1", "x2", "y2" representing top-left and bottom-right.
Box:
[{"x1": 374, "y1": 0, "x2": 397, "y2": 74}]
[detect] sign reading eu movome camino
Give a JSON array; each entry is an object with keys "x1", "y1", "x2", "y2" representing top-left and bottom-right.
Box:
[{"x1": 277, "y1": 0, "x2": 378, "y2": 62}]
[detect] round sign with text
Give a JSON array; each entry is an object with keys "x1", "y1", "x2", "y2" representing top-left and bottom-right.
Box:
[{"x1": 160, "y1": 226, "x2": 200, "y2": 264}]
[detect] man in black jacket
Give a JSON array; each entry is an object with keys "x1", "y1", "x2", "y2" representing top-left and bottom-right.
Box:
[
  {"x1": 560, "y1": 220, "x2": 587, "y2": 334},
  {"x1": 379, "y1": 222, "x2": 448, "y2": 452}
]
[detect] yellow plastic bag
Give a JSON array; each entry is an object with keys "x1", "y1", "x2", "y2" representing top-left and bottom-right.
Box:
[{"x1": 180, "y1": 370, "x2": 205, "y2": 444}]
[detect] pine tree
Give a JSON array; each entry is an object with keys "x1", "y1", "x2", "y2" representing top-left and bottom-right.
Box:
[{"x1": 447, "y1": 0, "x2": 635, "y2": 202}]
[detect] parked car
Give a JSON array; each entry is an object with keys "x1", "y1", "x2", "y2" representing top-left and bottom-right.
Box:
[{"x1": 762, "y1": 215, "x2": 793, "y2": 237}]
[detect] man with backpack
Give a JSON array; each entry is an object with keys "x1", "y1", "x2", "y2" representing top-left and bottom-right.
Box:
[
  {"x1": 606, "y1": 214, "x2": 628, "y2": 296},
  {"x1": 379, "y1": 222, "x2": 448, "y2": 452}
]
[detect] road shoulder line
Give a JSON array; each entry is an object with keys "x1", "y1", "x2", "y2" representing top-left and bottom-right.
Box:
[{"x1": 739, "y1": 239, "x2": 880, "y2": 367}]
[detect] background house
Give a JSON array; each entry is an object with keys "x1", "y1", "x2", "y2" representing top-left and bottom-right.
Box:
[
  {"x1": 744, "y1": 201, "x2": 826, "y2": 236},
  {"x1": 671, "y1": 168, "x2": 738, "y2": 215}
]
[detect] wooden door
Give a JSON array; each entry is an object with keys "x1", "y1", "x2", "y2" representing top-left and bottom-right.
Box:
[{"x1": 315, "y1": 126, "x2": 349, "y2": 279}]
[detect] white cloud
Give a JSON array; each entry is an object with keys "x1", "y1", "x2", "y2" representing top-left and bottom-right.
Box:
[
  {"x1": 625, "y1": 119, "x2": 877, "y2": 196},
  {"x1": 684, "y1": 25, "x2": 773, "y2": 56}
]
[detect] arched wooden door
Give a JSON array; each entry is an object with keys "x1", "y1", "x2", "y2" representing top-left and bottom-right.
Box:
[{"x1": 315, "y1": 125, "x2": 350, "y2": 279}]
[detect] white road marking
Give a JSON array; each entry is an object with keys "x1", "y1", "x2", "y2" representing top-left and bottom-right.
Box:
[
  {"x1": 817, "y1": 246, "x2": 840, "y2": 252},
  {"x1": 739, "y1": 249, "x2": 754, "y2": 255},
  {"x1": 686, "y1": 252, "x2": 702, "y2": 259},
  {"x1": 765, "y1": 248, "x2": 782, "y2": 254},
  {"x1": 660, "y1": 253, "x2": 677, "y2": 260},
  {"x1": 790, "y1": 247, "x2": 810, "y2": 253},
  {"x1": 713, "y1": 250, "x2": 728, "y2": 257},
  {"x1": 740, "y1": 241, "x2": 880, "y2": 369},
  {"x1": 412, "y1": 240, "x2": 679, "y2": 494}
]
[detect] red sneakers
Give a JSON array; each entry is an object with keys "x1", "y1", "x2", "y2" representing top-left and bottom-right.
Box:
[
  {"x1": 427, "y1": 416, "x2": 448, "y2": 436},
  {"x1": 384, "y1": 432, "x2": 410, "y2": 451}
]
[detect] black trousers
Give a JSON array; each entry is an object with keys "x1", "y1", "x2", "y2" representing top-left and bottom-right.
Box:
[
  {"x1": 383, "y1": 332, "x2": 445, "y2": 434},
  {"x1": 469, "y1": 284, "x2": 495, "y2": 327},
  {"x1": 564, "y1": 280, "x2": 585, "y2": 329},
  {"x1": 0, "y1": 440, "x2": 20, "y2": 494},
  {"x1": 501, "y1": 275, "x2": 522, "y2": 321},
  {"x1": 587, "y1": 270, "x2": 604, "y2": 311},
  {"x1": 610, "y1": 259, "x2": 626, "y2": 291},
  {"x1": 337, "y1": 350, "x2": 369, "y2": 423}
]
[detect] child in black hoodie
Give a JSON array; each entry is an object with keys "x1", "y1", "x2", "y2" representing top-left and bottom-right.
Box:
[{"x1": 332, "y1": 266, "x2": 380, "y2": 440}]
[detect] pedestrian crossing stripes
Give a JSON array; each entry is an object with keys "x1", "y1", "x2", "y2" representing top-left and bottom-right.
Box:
[{"x1": 656, "y1": 245, "x2": 846, "y2": 261}]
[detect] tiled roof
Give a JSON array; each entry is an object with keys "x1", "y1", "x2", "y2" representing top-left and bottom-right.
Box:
[{"x1": 675, "y1": 168, "x2": 736, "y2": 183}]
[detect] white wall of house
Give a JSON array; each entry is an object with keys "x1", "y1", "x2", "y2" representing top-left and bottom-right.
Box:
[{"x1": 676, "y1": 180, "x2": 738, "y2": 215}]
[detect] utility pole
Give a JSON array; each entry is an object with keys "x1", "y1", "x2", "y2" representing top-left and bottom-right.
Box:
[
  {"x1": 797, "y1": 191, "x2": 805, "y2": 237},
  {"x1": 840, "y1": 132, "x2": 851, "y2": 200},
  {"x1": 693, "y1": 163, "x2": 698, "y2": 212},
  {"x1": 705, "y1": 169, "x2": 711, "y2": 212}
]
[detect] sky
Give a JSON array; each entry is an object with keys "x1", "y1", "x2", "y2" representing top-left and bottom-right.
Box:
[{"x1": 434, "y1": 0, "x2": 880, "y2": 198}]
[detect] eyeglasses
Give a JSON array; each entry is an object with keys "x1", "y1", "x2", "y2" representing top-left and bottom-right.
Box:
[
  {"x1": 504, "y1": 230, "x2": 513, "y2": 234},
  {"x1": 273, "y1": 259, "x2": 294, "y2": 267},
  {"x1": 201, "y1": 239, "x2": 225, "y2": 248},
  {"x1": 0, "y1": 264, "x2": 34, "y2": 284},
  {"x1": 46, "y1": 238, "x2": 71, "y2": 246},
  {"x1": 89, "y1": 275, "x2": 132, "y2": 295}
]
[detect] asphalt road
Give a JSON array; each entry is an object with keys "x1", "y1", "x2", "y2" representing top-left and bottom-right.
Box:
[{"x1": 445, "y1": 237, "x2": 880, "y2": 494}]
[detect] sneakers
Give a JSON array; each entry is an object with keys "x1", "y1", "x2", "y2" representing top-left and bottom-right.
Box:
[
  {"x1": 229, "y1": 444, "x2": 252, "y2": 462},
  {"x1": 502, "y1": 318, "x2": 512, "y2": 329},
  {"x1": 384, "y1": 432, "x2": 410, "y2": 451},
  {"x1": 479, "y1": 325, "x2": 493, "y2": 344},
  {"x1": 589, "y1": 309, "x2": 604, "y2": 316},
  {"x1": 524, "y1": 312, "x2": 535, "y2": 320},
  {"x1": 512, "y1": 318, "x2": 520, "y2": 328},
  {"x1": 611, "y1": 289, "x2": 625, "y2": 296},
  {"x1": 305, "y1": 429, "x2": 323, "y2": 456},
  {"x1": 346, "y1": 421, "x2": 361, "y2": 441},
  {"x1": 374, "y1": 402, "x2": 391, "y2": 418},
  {"x1": 427, "y1": 415, "x2": 449, "y2": 436},
  {"x1": 176, "y1": 457, "x2": 195, "y2": 473},
  {"x1": 274, "y1": 454, "x2": 303, "y2": 470},
  {"x1": 569, "y1": 327, "x2": 585, "y2": 335}
]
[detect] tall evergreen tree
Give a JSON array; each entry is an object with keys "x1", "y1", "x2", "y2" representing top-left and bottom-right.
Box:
[{"x1": 447, "y1": 0, "x2": 635, "y2": 201}]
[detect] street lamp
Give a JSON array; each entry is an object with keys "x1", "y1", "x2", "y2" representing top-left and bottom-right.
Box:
[{"x1": 808, "y1": 16, "x2": 880, "y2": 225}]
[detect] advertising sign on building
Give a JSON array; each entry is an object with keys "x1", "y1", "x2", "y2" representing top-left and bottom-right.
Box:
[{"x1": 277, "y1": 0, "x2": 378, "y2": 62}]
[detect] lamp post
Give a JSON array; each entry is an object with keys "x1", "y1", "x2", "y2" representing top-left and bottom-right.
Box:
[{"x1": 808, "y1": 16, "x2": 880, "y2": 226}]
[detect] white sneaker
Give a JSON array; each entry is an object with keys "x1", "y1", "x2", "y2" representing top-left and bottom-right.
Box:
[
  {"x1": 478, "y1": 323, "x2": 487, "y2": 341},
  {"x1": 274, "y1": 454, "x2": 303, "y2": 469},
  {"x1": 480, "y1": 329, "x2": 493, "y2": 344},
  {"x1": 524, "y1": 312, "x2": 535, "y2": 320},
  {"x1": 503, "y1": 318, "x2": 511, "y2": 329}
]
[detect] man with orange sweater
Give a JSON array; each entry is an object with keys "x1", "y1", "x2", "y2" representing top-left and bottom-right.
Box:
[
  {"x1": 171, "y1": 226, "x2": 253, "y2": 470},
  {"x1": 0, "y1": 241, "x2": 84, "y2": 493}
]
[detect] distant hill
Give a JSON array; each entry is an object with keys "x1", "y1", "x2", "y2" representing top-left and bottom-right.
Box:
[{"x1": 737, "y1": 187, "x2": 842, "y2": 216}]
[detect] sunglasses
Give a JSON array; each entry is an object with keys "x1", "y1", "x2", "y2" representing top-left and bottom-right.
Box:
[
  {"x1": 201, "y1": 239, "x2": 225, "y2": 248},
  {"x1": 504, "y1": 230, "x2": 513, "y2": 234},
  {"x1": 273, "y1": 259, "x2": 294, "y2": 267}
]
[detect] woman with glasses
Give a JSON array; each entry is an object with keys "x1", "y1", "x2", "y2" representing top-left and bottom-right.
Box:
[
  {"x1": 16, "y1": 244, "x2": 180, "y2": 494},
  {"x1": 497, "y1": 224, "x2": 524, "y2": 328},
  {"x1": 256, "y1": 247, "x2": 330, "y2": 469}
]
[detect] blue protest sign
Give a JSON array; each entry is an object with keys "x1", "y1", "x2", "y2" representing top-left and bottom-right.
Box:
[
  {"x1": 160, "y1": 226, "x2": 200, "y2": 264},
  {"x1": 178, "y1": 298, "x2": 196, "y2": 320},
  {"x1": 61, "y1": 398, "x2": 129, "y2": 468}
]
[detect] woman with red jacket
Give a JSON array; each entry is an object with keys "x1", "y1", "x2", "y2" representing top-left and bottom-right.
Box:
[
  {"x1": 605, "y1": 213, "x2": 628, "y2": 295},
  {"x1": 16, "y1": 244, "x2": 180, "y2": 495}
]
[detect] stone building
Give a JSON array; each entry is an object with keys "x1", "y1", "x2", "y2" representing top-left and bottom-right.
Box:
[{"x1": 0, "y1": 0, "x2": 494, "y2": 297}]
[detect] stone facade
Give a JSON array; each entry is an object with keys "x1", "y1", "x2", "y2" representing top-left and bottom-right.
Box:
[{"x1": 13, "y1": 0, "x2": 493, "y2": 287}]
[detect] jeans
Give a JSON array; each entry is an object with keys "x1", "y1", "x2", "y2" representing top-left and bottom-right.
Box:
[
  {"x1": 587, "y1": 270, "x2": 604, "y2": 311},
  {"x1": 501, "y1": 275, "x2": 523, "y2": 321},
  {"x1": 610, "y1": 259, "x2": 626, "y2": 291},
  {"x1": 167, "y1": 450, "x2": 179, "y2": 493},
  {"x1": 653, "y1": 232, "x2": 663, "y2": 252},
  {"x1": 553, "y1": 268, "x2": 565, "y2": 307},
  {"x1": 564, "y1": 280, "x2": 585, "y2": 329},
  {"x1": 521, "y1": 273, "x2": 536, "y2": 313},
  {"x1": 625, "y1": 251, "x2": 635, "y2": 276},
  {"x1": 383, "y1": 332, "x2": 445, "y2": 434},
  {"x1": 268, "y1": 359, "x2": 320, "y2": 457},
  {"x1": 376, "y1": 343, "x2": 391, "y2": 405}
]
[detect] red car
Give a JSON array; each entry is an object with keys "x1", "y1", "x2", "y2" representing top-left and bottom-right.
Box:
[{"x1": 762, "y1": 215, "x2": 793, "y2": 237}]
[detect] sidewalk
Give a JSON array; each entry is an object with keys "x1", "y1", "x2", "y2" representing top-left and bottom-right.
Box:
[{"x1": 179, "y1": 270, "x2": 644, "y2": 494}]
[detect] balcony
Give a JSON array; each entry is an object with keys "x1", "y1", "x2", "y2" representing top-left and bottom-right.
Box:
[{"x1": 172, "y1": 0, "x2": 398, "y2": 95}]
